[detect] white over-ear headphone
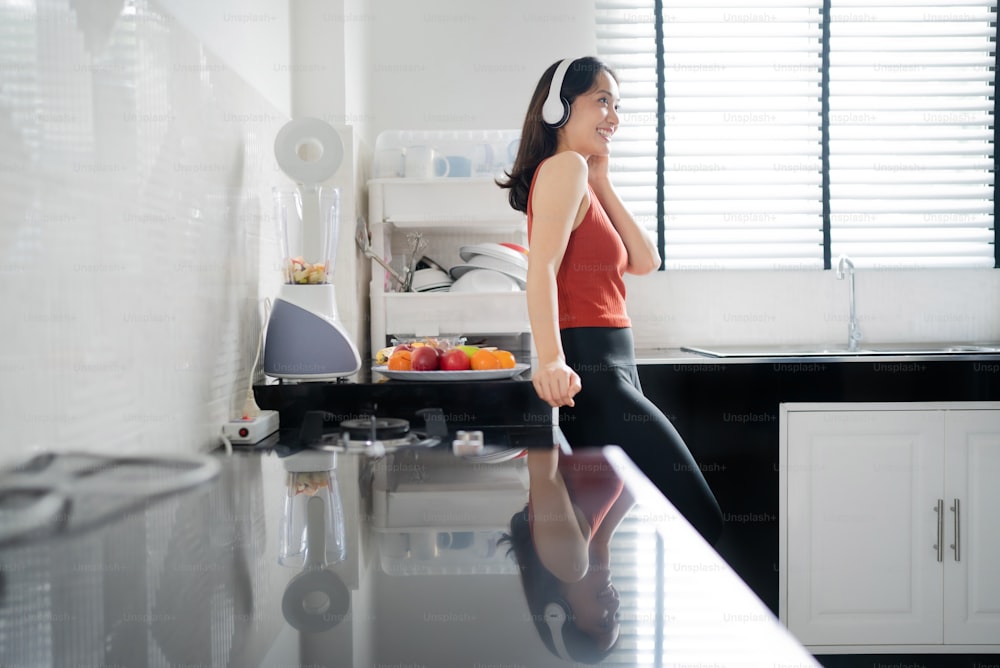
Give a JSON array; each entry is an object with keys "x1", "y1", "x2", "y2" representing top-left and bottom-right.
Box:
[
  {"x1": 544, "y1": 601, "x2": 573, "y2": 660},
  {"x1": 541, "y1": 58, "x2": 578, "y2": 127}
]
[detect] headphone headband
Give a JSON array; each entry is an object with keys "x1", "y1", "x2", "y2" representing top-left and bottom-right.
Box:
[{"x1": 541, "y1": 58, "x2": 578, "y2": 127}]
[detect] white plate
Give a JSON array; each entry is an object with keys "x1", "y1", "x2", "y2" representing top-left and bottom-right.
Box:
[
  {"x1": 449, "y1": 268, "x2": 522, "y2": 293},
  {"x1": 373, "y1": 363, "x2": 529, "y2": 381},
  {"x1": 450, "y1": 261, "x2": 526, "y2": 288},
  {"x1": 460, "y1": 243, "x2": 528, "y2": 269}
]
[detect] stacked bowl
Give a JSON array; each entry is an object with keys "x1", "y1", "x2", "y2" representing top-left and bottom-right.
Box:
[
  {"x1": 449, "y1": 243, "x2": 528, "y2": 293},
  {"x1": 410, "y1": 257, "x2": 453, "y2": 292}
]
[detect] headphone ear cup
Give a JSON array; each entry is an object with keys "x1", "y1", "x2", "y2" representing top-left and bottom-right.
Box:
[
  {"x1": 551, "y1": 98, "x2": 570, "y2": 128},
  {"x1": 545, "y1": 601, "x2": 567, "y2": 623},
  {"x1": 541, "y1": 94, "x2": 569, "y2": 126},
  {"x1": 541, "y1": 58, "x2": 576, "y2": 127},
  {"x1": 544, "y1": 601, "x2": 572, "y2": 660}
]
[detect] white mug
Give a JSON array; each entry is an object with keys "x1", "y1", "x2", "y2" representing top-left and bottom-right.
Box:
[
  {"x1": 405, "y1": 146, "x2": 450, "y2": 179},
  {"x1": 373, "y1": 148, "x2": 404, "y2": 178}
]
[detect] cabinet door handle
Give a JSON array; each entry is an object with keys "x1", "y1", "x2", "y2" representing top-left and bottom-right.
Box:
[
  {"x1": 950, "y1": 498, "x2": 961, "y2": 562},
  {"x1": 934, "y1": 499, "x2": 944, "y2": 563}
]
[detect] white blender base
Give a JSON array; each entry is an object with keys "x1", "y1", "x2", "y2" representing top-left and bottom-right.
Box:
[{"x1": 264, "y1": 284, "x2": 361, "y2": 381}]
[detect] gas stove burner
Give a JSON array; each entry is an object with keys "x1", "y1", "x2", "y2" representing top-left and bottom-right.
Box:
[
  {"x1": 339, "y1": 417, "x2": 410, "y2": 441},
  {"x1": 297, "y1": 408, "x2": 448, "y2": 456},
  {"x1": 307, "y1": 415, "x2": 440, "y2": 455}
]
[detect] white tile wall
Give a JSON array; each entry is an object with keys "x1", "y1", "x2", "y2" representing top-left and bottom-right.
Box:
[{"x1": 0, "y1": 0, "x2": 291, "y2": 464}]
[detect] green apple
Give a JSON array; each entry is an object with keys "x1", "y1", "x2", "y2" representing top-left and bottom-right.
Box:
[{"x1": 457, "y1": 345, "x2": 480, "y2": 359}]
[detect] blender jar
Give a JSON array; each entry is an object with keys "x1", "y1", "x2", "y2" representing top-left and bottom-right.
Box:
[
  {"x1": 279, "y1": 469, "x2": 347, "y2": 567},
  {"x1": 273, "y1": 185, "x2": 340, "y2": 285}
]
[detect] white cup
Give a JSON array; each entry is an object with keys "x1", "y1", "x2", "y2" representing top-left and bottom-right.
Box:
[
  {"x1": 408, "y1": 531, "x2": 438, "y2": 559},
  {"x1": 405, "y1": 146, "x2": 449, "y2": 179},
  {"x1": 374, "y1": 148, "x2": 404, "y2": 178}
]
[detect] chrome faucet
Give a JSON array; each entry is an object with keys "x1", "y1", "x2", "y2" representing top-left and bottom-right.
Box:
[{"x1": 836, "y1": 255, "x2": 863, "y2": 352}]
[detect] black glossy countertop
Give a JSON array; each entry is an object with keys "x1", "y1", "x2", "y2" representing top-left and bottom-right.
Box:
[{"x1": 0, "y1": 441, "x2": 819, "y2": 667}]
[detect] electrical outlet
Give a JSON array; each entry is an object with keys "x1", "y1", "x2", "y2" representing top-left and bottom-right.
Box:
[{"x1": 223, "y1": 410, "x2": 279, "y2": 444}]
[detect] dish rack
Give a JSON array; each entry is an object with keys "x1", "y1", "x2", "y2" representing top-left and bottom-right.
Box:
[{"x1": 366, "y1": 129, "x2": 530, "y2": 357}]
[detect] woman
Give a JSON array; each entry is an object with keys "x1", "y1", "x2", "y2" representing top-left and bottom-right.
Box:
[
  {"x1": 503, "y1": 449, "x2": 634, "y2": 663},
  {"x1": 498, "y1": 57, "x2": 723, "y2": 545}
]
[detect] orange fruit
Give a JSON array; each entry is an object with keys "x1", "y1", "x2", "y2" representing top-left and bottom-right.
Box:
[
  {"x1": 491, "y1": 350, "x2": 517, "y2": 369},
  {"x1": 471, "y1": 349, "x2": 501, "y2": 371},
  {"x1": 387, "y1": 349, "x2": 412, "y2": 371}
]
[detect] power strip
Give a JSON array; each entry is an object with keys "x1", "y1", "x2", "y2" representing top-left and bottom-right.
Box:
[{"x1": 223, "y1": 410, "x2": 280, "y2": 444}]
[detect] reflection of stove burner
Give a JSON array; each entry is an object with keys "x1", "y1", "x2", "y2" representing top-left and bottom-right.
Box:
[{"x1": 339, "y1": 417, "x2": 410, "y2": 442}]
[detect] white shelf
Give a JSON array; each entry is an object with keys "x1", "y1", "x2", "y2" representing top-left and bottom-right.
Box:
[
  {"x1": 373, "y1": 177, "x2": 519, "y2": 223},
  {"x1": 382, "y1": 291, "x2": 528, "y2": 338}
]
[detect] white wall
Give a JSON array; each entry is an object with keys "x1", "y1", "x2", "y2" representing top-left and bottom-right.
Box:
[
  {"x1": 361, "y1": 0, "x2": 597, "y2": 140},
  {"x1": 0, "y1": 0, "x2": 291, "y2": 465},
  {"x1": 159, "y1": 0, "x2": 291, "y2": 115}
]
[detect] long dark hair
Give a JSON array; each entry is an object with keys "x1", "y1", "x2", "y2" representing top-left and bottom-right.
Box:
[
  {"x1": 496, "y1": 57, "x2": 619, "y2": 214},
  {"x1": 500, "y1": 505, "x2": 617, "y2": 664}
]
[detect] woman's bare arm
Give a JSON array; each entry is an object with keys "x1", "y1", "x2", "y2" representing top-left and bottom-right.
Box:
[
  {"x1": 527, "y1": 448, "x2": 590, "y2": 582},
  {"x1": 526, "y1": 152, "x2": 588, "y2": 407}
]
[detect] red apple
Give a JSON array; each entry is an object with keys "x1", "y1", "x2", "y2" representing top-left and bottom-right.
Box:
[
  {"x1": 410, "y1": 346, "x2": 441, "y2": 371},
  {"x1": 439, "y1": 348, "x2": 472, "y2": 371}
]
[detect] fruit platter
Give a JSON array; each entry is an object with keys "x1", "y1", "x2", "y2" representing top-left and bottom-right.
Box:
[{"x1": 372, "y1": 337, "x2": 529, "y2": 381}]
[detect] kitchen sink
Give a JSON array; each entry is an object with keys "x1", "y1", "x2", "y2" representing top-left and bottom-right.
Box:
[{"x1": 681, "y1": 343, "x2": 1000, "y2": 358}]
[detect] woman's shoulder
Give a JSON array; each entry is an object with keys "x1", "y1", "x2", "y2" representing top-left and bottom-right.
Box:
[{"x1": 535, "y1": 151, "x2": 588, "y2": 185}]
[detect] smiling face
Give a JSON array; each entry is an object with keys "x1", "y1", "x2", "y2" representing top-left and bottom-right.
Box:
[
  {"x1": 556, "y1": 70, "x2": 620, "y2": 159},
  {"x1": 559, "y1": 563, "x2": 622, "y2": 651}
]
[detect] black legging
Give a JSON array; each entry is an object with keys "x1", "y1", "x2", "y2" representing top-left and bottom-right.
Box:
[{"x1": 558, "y1": 327, "x2": 723, "y2": 545}]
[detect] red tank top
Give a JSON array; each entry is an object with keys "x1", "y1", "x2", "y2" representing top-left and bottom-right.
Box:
[
  {"x1": 526, "y1": 163, "x2": 631, "y2": 329},
  {"x1": 528, "y1": 451, "x2": 626, "y2": 538}
]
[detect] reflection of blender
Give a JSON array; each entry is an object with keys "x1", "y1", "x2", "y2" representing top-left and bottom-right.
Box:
[
  {"x1": 279, "y1": 450, "x2": 350, "y2": 633},
  {"x1": 264, "y1": 118, "x2": 361, "y2": 381}
]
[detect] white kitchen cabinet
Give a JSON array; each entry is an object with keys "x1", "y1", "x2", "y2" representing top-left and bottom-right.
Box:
[
  {"x1": 779, "y1": 402, "x2": 1000, "y2": 653},
  {"x1": 367, "y1": 176, "x2": 529, "y2": 357},
  {"x1": 943, "y1": 408, "x2": 1000, "y2": 644}
]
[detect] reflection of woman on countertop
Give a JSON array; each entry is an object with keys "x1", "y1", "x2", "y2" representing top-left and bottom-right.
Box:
[
  {"x1": 497, "y1": 56, "x2": 722, "y2": 545},
  {"x1": 502, "y1": 449, "x2": 635, "y2": 664}
]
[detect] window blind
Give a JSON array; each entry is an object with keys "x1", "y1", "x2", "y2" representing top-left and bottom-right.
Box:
[
  {"x1": 595, "y1": 0, "x2": 998, "y2": 270},
  {"x1": 659, "y1": 2, "x2": 825, "y2": 269},
  {"x1": 828, "y1": 0, "x2": 996, "y2": 268},
  {"x1": 595, "y1": 0, "x2": 661, "y2": 239}
]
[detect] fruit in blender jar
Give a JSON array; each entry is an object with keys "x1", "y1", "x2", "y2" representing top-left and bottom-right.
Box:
[
  {"x1": 291, "y1": 472, "x2": 330, "y2": 496},
  {"x1": 410, "y1": 346, "x2": 441, "y2": 371},
  {"x1": 439, "y1": 348, "x2": 472, "y2": 371},
  {"x1": 288, "y1": 256, "x2": 327, "y2": 284}
]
